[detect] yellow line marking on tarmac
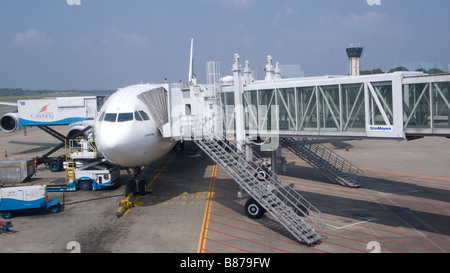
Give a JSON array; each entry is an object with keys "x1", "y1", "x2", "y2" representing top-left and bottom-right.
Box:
[{"x1": 197, "y1": 163, "x2": 217, "y2": 253}]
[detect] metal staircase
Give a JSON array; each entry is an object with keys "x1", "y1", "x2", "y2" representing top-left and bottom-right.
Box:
[
  {"x1": 195, "y1": 137, "x2": 325, "y2": 245},
  {"x1": 281, "y1": 137, "x2": 362, "y2": 188}
]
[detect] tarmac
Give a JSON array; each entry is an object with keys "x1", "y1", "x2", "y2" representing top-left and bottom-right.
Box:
[{"x1": 0, "y1": 106, "x2": 449, "y2": 253}]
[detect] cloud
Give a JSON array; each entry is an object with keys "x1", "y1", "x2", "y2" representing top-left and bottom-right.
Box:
[
  {"x1": 272, "y1": 6, "x2": 297, "y2": 27},
  {"x1": 13, "y1": 29, "x2": 54, "y2": 47},
  {"x1": 278, "y1": 10, "x2": 418, "y2": 75},
  {"x1": 72, "y1": 28, "x2": 151, "y2": 55},
  {"x1": 318, "y1": 11, "x2": 391, "y2": 38},
  {"x1": 111, "y1": 28, "x2": 150, "y2": 48}
]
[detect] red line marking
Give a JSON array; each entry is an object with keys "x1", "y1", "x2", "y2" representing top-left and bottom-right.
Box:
[
  {"x1": 356, "y1": 224, "x2": 450, "y2": 247},
  {"x1": 206, "y1": 237, "x2": 252, "y2": 253},
  {"x1": 290, "y1": 181, "x2": 450, "y2": 212},
  {"x1": 340, "y1": 228, "x2": 448, "y2": 253},
  {"x1": 209, "y1": 219, "x2": 328, "y2": 253},
  {"x1": 208, "y1": 228, "x2": 291, "y2": 253},
  {"x1": 397, "y1": 225, "x2": 450, "y2": 243},
  {"x1": 320, "y1": 231, "x2": 408, "y2": 253}
]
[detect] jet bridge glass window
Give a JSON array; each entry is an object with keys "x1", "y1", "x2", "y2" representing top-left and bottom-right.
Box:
[
  {"x1": 104, "y1": 113, "x2": 117, "y2": 122},
  {"x1": 118, "y1": 113, "x2": 134, "y2": 122},
  {"x1": 432, "y1": 82, "x2": 450, "y2": 128}
]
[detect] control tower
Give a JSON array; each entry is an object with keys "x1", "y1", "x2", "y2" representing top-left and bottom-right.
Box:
[{"x1": 346, "y1": 46, "x2": 363, "y2": 76}]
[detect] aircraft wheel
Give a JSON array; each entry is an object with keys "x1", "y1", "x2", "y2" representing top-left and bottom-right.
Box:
[
  {"x1": 244, "y1": 198, "x2": 266, "y2": 219},
  {"x1": 138, "y1": 180, "x2": 147, "y2": 195},
  {"x1": 125, "y1": 181, "x2": 135, "y2": 197}
]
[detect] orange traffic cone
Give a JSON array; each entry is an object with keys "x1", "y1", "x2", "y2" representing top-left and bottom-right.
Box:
[{"x1": 346, "y1": 146, "x2": 349, "y2": 151}]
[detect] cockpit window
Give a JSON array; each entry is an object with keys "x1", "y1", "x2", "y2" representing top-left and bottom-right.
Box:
[
  {"x1": 139, "y1": 110, "x2": 150, "y2": 121},
  {"x1": 98, "y1": 111, "x2": 106, "y2": 121},
  {"x1": 134, "y1": 111, "x2": 143, "y2": 121},
  {"x1": 104, "y1": 113, "x2": 117, "y2": 122},
  {"x1": 118, "y1": 113, "x2": 133, "y2": 122}
]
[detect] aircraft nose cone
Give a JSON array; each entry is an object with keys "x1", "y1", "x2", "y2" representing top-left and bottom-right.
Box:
[
  {"x1": 96, "y1": 132, "x2": 119, "y2": 151},
  {"x1": 94, "y1": 125, "x2": 130, "y2": 166}
]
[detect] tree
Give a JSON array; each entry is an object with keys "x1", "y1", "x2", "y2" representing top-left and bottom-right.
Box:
[
  {"x1": 428, "y1": 68, "x2": 446, "y2": 74},
  {"x1": 360, "y1": 68, "x2": 383, "y2": 75},
  {"x1": 0, "y1": 88, "x2": 25, "y2": 97},
  {"x1": 415, "y1": 68, "x2": 428, "y2": 73},
  {"x1": 389, "y1": 66, "x2": 409, "y2": 72}
]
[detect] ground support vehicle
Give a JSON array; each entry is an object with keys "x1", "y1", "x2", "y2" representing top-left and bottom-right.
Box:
[
  {"x1": 0, "y1": 185, "x2": 61, "y2": 219},
  {"x1": 49, "y1": 159, "x2": 120, "y2": 192},
  {"x1": 0, "y1": 221, "x2": 13, "y2": 232},
  {"x1": 48, "y1": 137, "x2": 120, "y2": 192}
]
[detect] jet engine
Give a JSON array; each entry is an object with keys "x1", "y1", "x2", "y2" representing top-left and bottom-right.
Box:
[
  {"x1": 0, "y1": 113, "x2": 19, "y2": 133},
  {"x1": 67, "y1": 125, "x2": 92, "y2": 139}
]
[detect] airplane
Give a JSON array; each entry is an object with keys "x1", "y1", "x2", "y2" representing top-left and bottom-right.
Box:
[
  {"x1": 93, "y1": 83, "x2": 175, "y2": 194},
  {"x1": 93, "y1": 39, "x2": 196, "y2": 193},
  {"x1": 0, "y1": 39, "x2": 197, "y2": 195}
]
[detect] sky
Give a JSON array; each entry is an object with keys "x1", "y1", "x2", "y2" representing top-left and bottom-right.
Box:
[{"x1": 0, "y1": 0, "x2": 449, "y2": 90}]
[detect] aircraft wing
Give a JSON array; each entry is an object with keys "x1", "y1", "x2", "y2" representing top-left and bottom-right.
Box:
[{"x1": 0, "y1": 101, "x2": 18, "y2": 106}]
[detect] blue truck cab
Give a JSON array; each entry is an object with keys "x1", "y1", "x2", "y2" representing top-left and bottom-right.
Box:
[{"x1": 0, "y1": 185, "x2": 61, "y2": 219}]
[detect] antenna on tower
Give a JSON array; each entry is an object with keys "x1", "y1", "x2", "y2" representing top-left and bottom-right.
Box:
[{"x1": 188, "y1": 38, "x2": 194, "y2": 82}]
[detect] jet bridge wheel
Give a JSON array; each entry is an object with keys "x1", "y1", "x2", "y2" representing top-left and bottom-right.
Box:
[
  {"x1": 255, "y1": 170, "x2": 268, "y2": 181},
  {"x1": 244, "y1": 198, "x2": 266, "y2": 219}
]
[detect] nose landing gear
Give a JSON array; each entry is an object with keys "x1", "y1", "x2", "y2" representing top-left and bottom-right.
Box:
[{"x1": 125, "y1": 166, "x2": 148, "y2": 197}]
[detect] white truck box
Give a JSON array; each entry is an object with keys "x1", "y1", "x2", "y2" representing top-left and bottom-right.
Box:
[{"x1": 17, "y1": 96, "x2": 104, "y2": 127}]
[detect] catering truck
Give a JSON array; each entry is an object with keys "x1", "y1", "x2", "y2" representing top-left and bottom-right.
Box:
[
  {"x1": 0, "y1": 96, "x2": 104, "y2": 133},
  {"x1": 0, "y1": 185, "x2": 61, "y2": 219},
  {"x1": 0, "y1": 96, "x2": 105, "y2": 172}
]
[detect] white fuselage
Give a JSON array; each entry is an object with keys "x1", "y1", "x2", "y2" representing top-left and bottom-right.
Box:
[{"x1": 94, "y1": 84, "x2": 174, "y2": 168}]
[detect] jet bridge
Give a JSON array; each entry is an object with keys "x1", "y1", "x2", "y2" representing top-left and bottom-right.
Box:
[
  {"x1": 163, "y1": 55, "x2": 450, "y2": 142},
  {"x1": 159, "y1": 54, "x2": 450, "y2": 245}
]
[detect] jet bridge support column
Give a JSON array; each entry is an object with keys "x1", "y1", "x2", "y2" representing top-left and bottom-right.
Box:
[
  {"x1": 233, "y1": 54, "x2": 245, "y2": 153},
  {"x1": 271, "y1": 147, "x2": 282, "y2": 175}
]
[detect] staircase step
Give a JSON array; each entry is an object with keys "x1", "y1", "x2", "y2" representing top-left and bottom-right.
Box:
[
  {"x1": 282, "y1": 137, "x2": 362, "y2": 188},
  {"x1": 195, "y1": 138, "x2": 324, "y2": 245}
]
